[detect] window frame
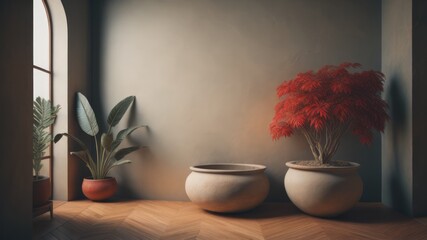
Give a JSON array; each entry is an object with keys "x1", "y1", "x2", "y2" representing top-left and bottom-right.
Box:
[{"x1": 33, "y1": 0, "x2": 54, "y2": 192}]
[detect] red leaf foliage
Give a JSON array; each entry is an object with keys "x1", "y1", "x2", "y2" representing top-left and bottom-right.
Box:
[{"x1": 270, "y1": 63, "x2": 389, "y2": 144}]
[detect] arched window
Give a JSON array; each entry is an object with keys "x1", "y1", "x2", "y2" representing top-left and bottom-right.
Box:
[
  {"x1": 33, "y1": 0, "x2": 53, "y2": 182},
  {"x1": 34, "y1": 0, "x2": 68, "y2": 200}
]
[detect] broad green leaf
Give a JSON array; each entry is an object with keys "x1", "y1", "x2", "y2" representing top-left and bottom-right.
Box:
[
  {"x1": 54, "y1": 133, "x2": 89, "y2": 151},
  {"x1": 101, "y1": 133, "x2": 113, "y2": 151},
  {"x1": 112, "y1": 159, "x2": 132, "y2": 167},
  {"x1": 52, "y1": 94, "x2": 147, "y2": 180},
  {"x1": 107, "y1": 96, "x2": 135, "y2": 127},
  {"x1": 111, "y1": 125, "x2": 146, "y2": 150},
  {"x1": 54, "y1": 133, "x2": 95, "y2": 170},
  {"x1": 53, "y1": 133, "x2": 93, "y2": 161},
  {"x1": 54, "y1": 134, "x2": 63, "y2": 143},
  {"x1": 71, "y1": 151, "x2": 90, "y2": 165},
  {"x1": 106, "y1": 159, "x2": 132, "y2": 175},
  {"x1": 71, "y1": 151, "x2": 96, "y2": 178},
  {"x1": 76, "y1": 92, "x2": 99, "y2": 136},
  {"x1": 114, "y1": 146, "x2": 139, "y2": 160}
]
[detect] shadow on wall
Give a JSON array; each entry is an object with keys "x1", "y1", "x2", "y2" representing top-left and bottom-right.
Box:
[
  {"x1": 386, "y1": 76, "x2": 410, "y2": 212},
  {"x1": 268, "y1": 174, "x2": 289, "y2": 202},
  {"x1": 114, "y1": 102, "x2": 151, "y2": 200},
  {"x1": 89, "y1": 0, "x2": 108, "y2": 130},
  {"x1": 89, "y1": 0, "x2": 146, "y2": 200},
  {"x1": 115, "y1": 148, "x2": 153, "y2": 199}
]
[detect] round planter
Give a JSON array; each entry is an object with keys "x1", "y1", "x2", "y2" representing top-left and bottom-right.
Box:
[
  {"x1": 185, "y1": 163, "x2": 269, "y2": 213},
  {"x1": 285, "y1": 161, "x2": 363, "y2": 217},
  {"x1": 82, "y1": 177, "x2": 117, "y2": 201},
  {"x1": 33, "y1": 176, "x2": 51, "y2": 207}
]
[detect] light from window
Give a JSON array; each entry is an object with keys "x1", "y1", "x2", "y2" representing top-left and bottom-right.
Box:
[
  {"x1": 33, "y1": 0, "x2": 53, "y2": 176},
  {"x1": 34, "y1": 0, "x2": 51, "y2": 105},
  {"x1": 33, "y1": 0, "x2": 50, "y2": 72},
  {"x1": 33, "y1": 68, "x2": 50, "y2": 99}
]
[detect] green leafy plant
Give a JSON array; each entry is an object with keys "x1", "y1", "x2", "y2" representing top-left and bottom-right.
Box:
[
  {"x1": 33, "y1": 97, "x2": 60, "y2": 180},
  {"x1": 54, "y1": 92, "x2": 145, "y2": 179}
]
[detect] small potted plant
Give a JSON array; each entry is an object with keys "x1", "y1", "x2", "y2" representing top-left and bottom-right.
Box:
[
  {"x1": 54, "y1": 92, "x2": 145, "y2": 201},
  {"x1": 33, "y1": 97, "x2": 60, "y2": 206},
  {"x1": 270, "y1": 63, "x2": 388, "y2": 217}
]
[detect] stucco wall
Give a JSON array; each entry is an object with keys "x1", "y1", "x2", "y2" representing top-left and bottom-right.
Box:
[{"x1": 92, "y1": 0, "x2": 382, "y2": 201}]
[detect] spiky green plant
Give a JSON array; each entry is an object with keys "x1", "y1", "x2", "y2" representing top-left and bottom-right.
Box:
[
  {"x1": 33, "y1": 97, "x2": 60, "y2": 180},
  {"x1": 54, "y1": 92, "x2": 145, "y2": 179}
]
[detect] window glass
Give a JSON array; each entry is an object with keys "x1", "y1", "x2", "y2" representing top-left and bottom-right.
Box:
[
  {"x1": 33, "y1": 0, "x2": 50, "y2": 70},
  {"x1": 33, "y1": 68, "x2": 50, "y2": 100},
  {"x1": 33, "y1": 0, "x2": 53, "y2": 183}
]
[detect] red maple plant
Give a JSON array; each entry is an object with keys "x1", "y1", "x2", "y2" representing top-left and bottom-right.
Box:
[{"x1": 270, "y1": 63, "x2": 388, "y2": 165}]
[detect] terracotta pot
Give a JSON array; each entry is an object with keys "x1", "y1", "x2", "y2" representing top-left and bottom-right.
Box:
[
  {"x1": 285, "y1": 161, "x2": 363, "y2": 217},
  {"x1": 33, "y1": 176, "x2": 51, "y2": 206},
  {"x1": 185, "y1": 163, "x2": 269, "y2": 213},
  {"x1": 82, "y1": 177, "x2": 117, "y2": 201}
]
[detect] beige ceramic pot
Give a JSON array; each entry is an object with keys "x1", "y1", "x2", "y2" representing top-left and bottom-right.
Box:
[
  {"x1": 285, "y1": 161, "x2": 363, "y2": 217},
  {"x1": 185, "y1": 163, "x2": 269, "y2": 213}
]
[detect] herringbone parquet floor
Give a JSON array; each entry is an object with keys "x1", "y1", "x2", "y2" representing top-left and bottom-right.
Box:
[{"x1": 33, "y1": 201, "x2": 427, "y2": 240}]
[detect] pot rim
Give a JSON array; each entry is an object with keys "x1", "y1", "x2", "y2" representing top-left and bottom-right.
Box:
[
  {"x1": 33, "y1": 175, "x2": 50, "y2": 182},
  {"x1": 190, "y1": 163, "x2": 266, "y2": 174},
  {"x1": 286, "y1": 160, "x2": 360, "y2": 171},
  {"x1": 83, "y1": 177, "x2": 116, "y2": 181}
]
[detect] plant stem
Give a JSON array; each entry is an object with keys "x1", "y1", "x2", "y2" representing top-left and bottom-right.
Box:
[
  {"x1": 94, "y1": 135, "x2": 100, "y2": 179},
  {"x1": 301, "y1": 121, "x2": 350, "y2": 164},
  {"x1": 98, "y1": 126, "x2": 113, "y2": 178}
]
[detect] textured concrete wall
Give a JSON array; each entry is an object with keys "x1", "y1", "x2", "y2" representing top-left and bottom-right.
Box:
[{"x1": 93, "y1": 0, "x2": 382, "y2": 201}]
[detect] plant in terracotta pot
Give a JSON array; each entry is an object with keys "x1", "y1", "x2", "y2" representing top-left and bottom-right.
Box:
[
  {"x1": 270, "y1": 63, "x2": 388, "y2": 217},
  {"x1": 54, "y1": 92, "x2": 145, "y2": 201},
  {"x1": 33, "y1": 97, "x2": 60, "y2": 206}
]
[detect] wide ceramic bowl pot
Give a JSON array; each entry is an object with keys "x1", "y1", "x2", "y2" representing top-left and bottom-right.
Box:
[
  {"x1": 185, "y1": 163, "x2": 269, "y2": 213},
  {"x1": 82, "y1": 177, "x2": 117, "y2": 201},
  {"x1": 285, "y1": 161, "x2": 363, "y2": 217}
]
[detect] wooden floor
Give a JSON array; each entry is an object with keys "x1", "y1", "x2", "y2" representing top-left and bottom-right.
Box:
[{"x1": 33, "y1": 200, "x2": 427, "y2": 240}]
